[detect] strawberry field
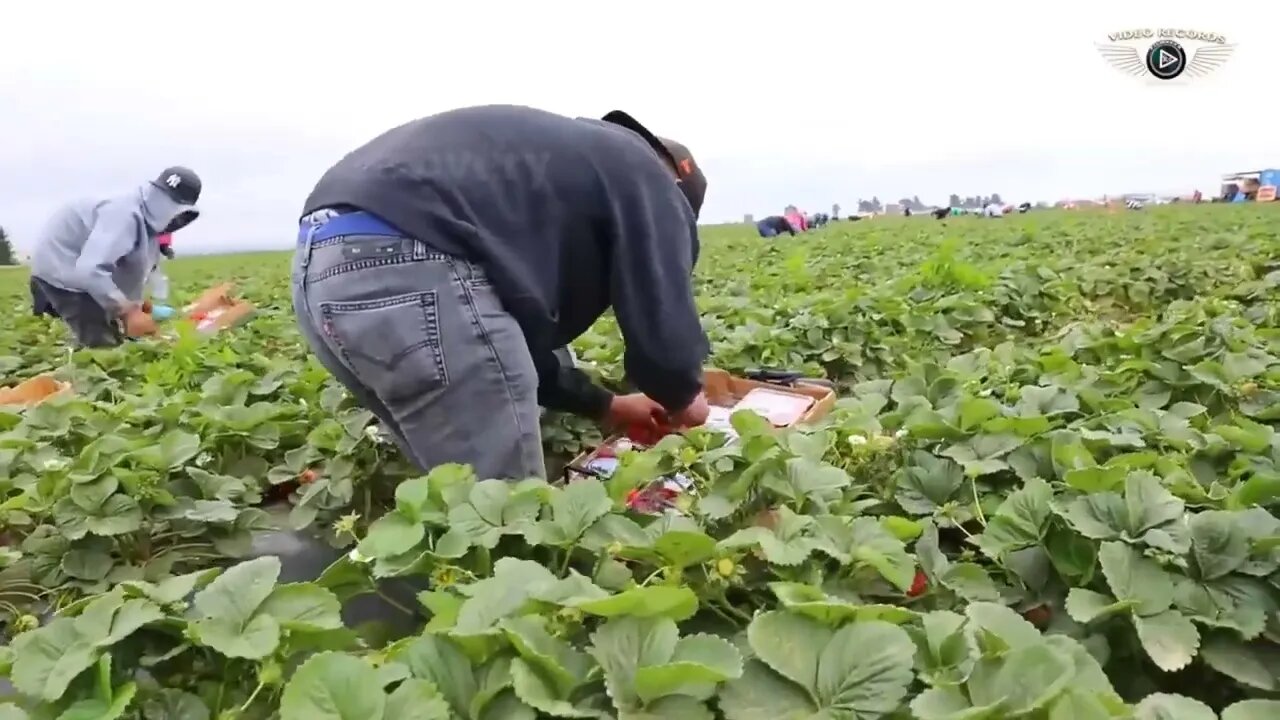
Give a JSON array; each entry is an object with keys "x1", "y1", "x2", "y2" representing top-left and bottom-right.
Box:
[{"x1": 2, "y1": 206, "x2": 1280, "y2": 719}]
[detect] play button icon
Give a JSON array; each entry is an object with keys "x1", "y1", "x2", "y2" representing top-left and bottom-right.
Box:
[{"x1": 1146, "y1": 40, "x2": 1187, "y2": 80}]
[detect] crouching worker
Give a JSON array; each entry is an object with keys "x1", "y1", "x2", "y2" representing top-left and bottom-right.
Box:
[
  {"x1": 293, "y1": 105, "x2": 713, "y2": 481},
  {"x1": 29, "y1": 167, "x2": 201, "y2": 347},
  {"x1": 756, "y1": 215, "x2": 796, "y2": 238}
]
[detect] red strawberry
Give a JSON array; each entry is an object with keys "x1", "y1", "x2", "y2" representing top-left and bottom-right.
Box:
[
  {"x1": 626, "y1": 422, "x2": 674, "y2": 446},
  {"x1": 907, "y1": 570, "x2": 928, "y2": 597},
  {"x1": 1022, "y1": 605, "x2": 1052, "y2": 628},
  {"x1": 265, "y1": 481, "x2": 298, "y2": 502}
]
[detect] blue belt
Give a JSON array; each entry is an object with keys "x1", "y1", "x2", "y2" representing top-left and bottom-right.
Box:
[{"x1": 297, "y1": 210, "x2": 404, "y2": 245}]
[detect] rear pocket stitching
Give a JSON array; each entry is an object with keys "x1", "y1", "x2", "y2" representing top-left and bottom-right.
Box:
[{"x1": 321, "y1": 291, "x2": 448, "y2": 388}]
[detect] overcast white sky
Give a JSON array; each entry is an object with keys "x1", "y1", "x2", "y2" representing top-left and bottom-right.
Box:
[{"x1": 1, "y1": 1, "x2": 1276, "y2": 253}]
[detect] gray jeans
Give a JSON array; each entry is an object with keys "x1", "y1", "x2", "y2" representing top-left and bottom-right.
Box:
[
  {"x1": 292, "y1": 213, "x2": 546, "y2": 481},
  {"x1": 30, "y1": 276, "x2": 123, "y2": 348}
]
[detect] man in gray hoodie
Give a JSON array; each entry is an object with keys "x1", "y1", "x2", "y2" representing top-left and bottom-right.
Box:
[{"x1": 30, "y1": 167, "x2": 201, "y2": 347}]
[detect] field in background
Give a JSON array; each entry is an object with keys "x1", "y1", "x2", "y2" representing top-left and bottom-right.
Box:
[{"x1": 2, "y1": 205, "x2": 1280, "y2": 718}]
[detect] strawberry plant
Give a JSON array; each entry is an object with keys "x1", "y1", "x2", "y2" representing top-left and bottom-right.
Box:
[{"x1": 0, "y1": 205, "x2": 1278, "y2": 717}]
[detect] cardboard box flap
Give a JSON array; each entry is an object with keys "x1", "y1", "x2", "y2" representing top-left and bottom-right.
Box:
[
  {"x1": 182, "y1": 283, "x2": 255, "y2": 334},
  {"x1": 183, "y1": 283, "x2": 237, "y2": 315},
  {"x1": 193, "y1": 302, "x2": 255, "y2": 333},
  {"x1": 0, "y1": 374, "x2": 72, "y2": 408},
  {"x1": 702, "y1": 368, "x2": 834, "y2": 423}
]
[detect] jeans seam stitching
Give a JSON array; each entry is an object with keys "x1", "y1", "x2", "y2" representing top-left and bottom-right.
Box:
[
  {"x1": 311, "y1": 255, "x2": 403, "y2": 282},
  {"x1": 306, "y1": 250, "x2": 452, "y2": 283},
  {"x1": 420, "y1": 292, "x2": 448, "y2": 385},
  {"x1": 454, "y1": 263, "x2": 530, "y2": 445}
]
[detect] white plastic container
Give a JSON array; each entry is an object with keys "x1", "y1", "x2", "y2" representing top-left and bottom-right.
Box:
[
  {"x1": 731, "y1": 388, "x2": 815, "y2": 427},
  {"x1": 149, "y1": 267, "x2": 170, "y2": 302}
]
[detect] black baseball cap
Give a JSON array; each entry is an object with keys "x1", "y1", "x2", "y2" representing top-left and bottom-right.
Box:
[
  {"x1": 151, "y1": 166, "x2": 202, "y2": 205},
  {"x1": 601, "y1": 110, "x2": 706, "y2": 219}
]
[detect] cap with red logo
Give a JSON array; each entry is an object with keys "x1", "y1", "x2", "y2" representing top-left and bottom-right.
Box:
[{"x1": 601, "y1": 111, "x2": 706, "y2": 219}]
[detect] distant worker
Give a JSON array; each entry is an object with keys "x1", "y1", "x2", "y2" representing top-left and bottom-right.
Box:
[
  {"x1": 756, "y1": 215, "x2": 796, "y2": 238},
  {"x1": 29, "y1": 167, "x2": 201, "y2": 346},
  {"x1": 932, "y1": 207, "x2": 951, "y2": 220},
  {"x1": 784, "y1": 206, "x2": 808, "y2": 232},
  {"x1": 1017, "y1": 202, "x2": 1032, "y2": 213}
]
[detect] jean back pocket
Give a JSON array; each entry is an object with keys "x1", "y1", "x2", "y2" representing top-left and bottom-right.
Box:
[{"x1": 319, "y1": 291, "x2": 448, "y2": 402}]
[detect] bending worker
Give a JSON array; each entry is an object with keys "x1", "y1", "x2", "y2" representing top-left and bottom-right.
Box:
[
  {"x1": 784, "y1": 205, "x2": 808, "y2": 232},
  {"x1": 756, "y1": 215, "x2": 796, "y2": 238},
  {"x1": 293, "y1": 105, "x2": 713, "y2": 480},
  {"x1": 29, "y1": 167, "x2": 201, "y2": 346}
]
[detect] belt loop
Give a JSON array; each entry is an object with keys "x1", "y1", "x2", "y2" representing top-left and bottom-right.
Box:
[
  {"x1": 299, "y1": 213, "x2": 329, "y2": 271},
  {"x1": 300, "y1": 224, "x2": 315, "y2": 271}
]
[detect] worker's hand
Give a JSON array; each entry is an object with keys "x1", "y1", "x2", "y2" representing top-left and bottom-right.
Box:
[
  {"x1": 606, "y1": 393, "x2": 668, "y2": 431},
  {"x1": 670, "y1": 391, "x2": 710, "y2": 429},
  {"x1": 122, "y1": 306, "x2": 158, "y2": 337},
  {"x1": 141, "y1": 300, "x2": 153, "y2": 314}
]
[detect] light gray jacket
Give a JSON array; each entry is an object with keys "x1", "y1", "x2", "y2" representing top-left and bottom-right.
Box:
[{"x1": 30, "y1": 183, "x2": 197, "y2": 315}]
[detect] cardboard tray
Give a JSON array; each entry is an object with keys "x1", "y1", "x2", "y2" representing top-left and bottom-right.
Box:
[
  {"x1": 562, "y1": 368, "x2": 836, "y2": 485},
  {"x1": 192, "y1": 301, "x2": 255, "y2": 333},
  {"x1": 183, "y1": 283, "x2": 236, "y2": 316},
  {"x1": 702, "y1": 368, "x2": 835, "y2": 423},
  {"x1": 0, "y1": 374, "x2": 72, "y2": 409},
  {"x1": 182, "y1": 283, "x2": 255, "y2": 333}
]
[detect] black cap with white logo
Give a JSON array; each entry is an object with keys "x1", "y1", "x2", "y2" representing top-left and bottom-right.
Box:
[{"x1": 152, "y1": 166, "x2": 202, "y2": 205}]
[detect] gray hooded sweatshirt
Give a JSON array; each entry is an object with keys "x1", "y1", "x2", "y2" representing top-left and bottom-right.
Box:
[{"x1": 30, "y1": 183, "x2": 198, "y2": 316}]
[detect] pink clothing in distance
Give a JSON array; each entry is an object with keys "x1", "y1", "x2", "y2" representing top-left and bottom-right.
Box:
[
  {"x1": 784, "y1": 211, "x2": 807, "y2": 232},
  {"x1": 157, "y1": 233, "x2": 173, "y2": 248}
]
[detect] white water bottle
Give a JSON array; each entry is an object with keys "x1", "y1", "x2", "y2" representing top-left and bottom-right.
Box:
[{"x1": 150, "y1": 267, "x2": 170, "y2": 302}]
